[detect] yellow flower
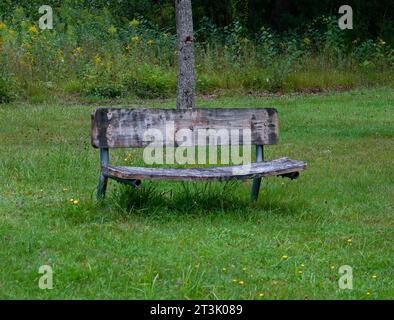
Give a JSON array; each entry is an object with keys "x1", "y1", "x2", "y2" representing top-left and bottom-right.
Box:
[
  {"x1": 298, "y1": 270, "x2": 303, "y2": 274},
  {"x1": 258, "y1": 293, "x2": 265, "y2": 298},
  {"x1": 29, "y1": 26, "x2": 38, "y2": 34},
  {"x1": 70, "y1": 198, "x2": 74, "y2": 202},
  {"x1": 238, "y1": 280, "x2": 244, "y2": 285},
  {"x1": 303, "y1": 37, "x2": 311, "y2": 45},
  {"x1": 366, "y1": 292, "x2": 371, "y2": 296},
  {"x1": 108, "y1": 26, "x2": 117, "y2": 34},
  {"x1": 73, "y1": 47, "x2": 82, "y2": 54},
  {"x1": 300, "y1": 263, "x2": 305, "y2": 268},
  {"x1": 62, "y1": 188, "x2": 68, "y2": 192},
  {"x1": 94, "y1": 54, "x2": 102, "y2": 64},
  {"x1": 372, "y1": 275, "x2": 377, "y2": 280},
  {"x1": 0, "y1": 22, "x2": 6, "y2": 30},
  {"x1": 379, "y1": 39, "x2": 386, "y2": 46},
  {"x1": 221, "y1": 267, "x2": 226, "y2": 272},
  {"x1": 282, "y1": 255, "x2": 289, "y2": 260},
  {"x1": 232, "y1": 278, "x2": 237, "y2": 283},
  {"x1": 126, "y1": 44, "x2": 132, "y2": 51},
  {"x1": 131, "y1": 36, "x2": 140, "y2": 43},
  {"x1": 73, "y1": 200, "x2": 79, "y2": 205},
  {"x1": 130, "y1": 18, "x2": 140, "y2": 29},
  {"x1": 242, "y1": 267, "x2": 247, "y2": 271},
  {"x1": 347, "y1": 239, "x2": 353, "y2": 246},
  {"x1": 330, "y1": 265, "x2": 335, "y2": 270},
  {"x1": 147, "y1": 39, "x2": 154, "y2": 46}
]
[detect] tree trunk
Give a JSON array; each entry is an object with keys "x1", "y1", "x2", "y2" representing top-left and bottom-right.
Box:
[{"x1": 175, "y1": 0, "x2": 195, "y2": 109}]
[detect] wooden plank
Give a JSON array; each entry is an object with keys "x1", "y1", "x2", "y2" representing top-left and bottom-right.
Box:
[
  {"x1": 102, "y1": 157, "x2": 306, "y2": 181},
  {"x1": 91, "y1": 108, "x2": 278, "y2": 148}
]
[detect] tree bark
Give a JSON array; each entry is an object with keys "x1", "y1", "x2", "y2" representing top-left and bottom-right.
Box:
[{"x1": 175, "y1": 0, "x2": 195, "y2": 109}]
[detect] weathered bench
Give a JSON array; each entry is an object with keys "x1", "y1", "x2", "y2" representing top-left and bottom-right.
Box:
[{"x1": 91, "y1": 108, "x2": 306, "y2": 201}]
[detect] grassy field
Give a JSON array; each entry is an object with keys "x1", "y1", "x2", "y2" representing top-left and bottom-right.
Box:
[{"x1": 0, "y1": 87, "x2": 393, "y2": 299}]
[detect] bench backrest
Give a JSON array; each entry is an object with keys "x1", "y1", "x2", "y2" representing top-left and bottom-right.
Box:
[{"x1": 91, "y1": 108, "x2": 278, "y2": 148}]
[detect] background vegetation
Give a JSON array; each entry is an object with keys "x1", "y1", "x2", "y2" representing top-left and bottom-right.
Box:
[{"x1": 0, "y1": 1, "x2": 393, "y2": 103}]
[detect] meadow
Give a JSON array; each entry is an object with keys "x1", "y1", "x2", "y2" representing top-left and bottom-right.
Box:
[{"x1": 0, "y1": 87, "x2": 393, "y2": 299}]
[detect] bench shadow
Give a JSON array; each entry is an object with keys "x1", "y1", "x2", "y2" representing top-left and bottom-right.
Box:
[{"x1": 104, "y1": 181, "x2": 308, "y2": 221}]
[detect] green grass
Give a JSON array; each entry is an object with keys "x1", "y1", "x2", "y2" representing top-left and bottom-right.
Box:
[{"x1": 0, "y1": 87, "x2": 393, "y2": 299}]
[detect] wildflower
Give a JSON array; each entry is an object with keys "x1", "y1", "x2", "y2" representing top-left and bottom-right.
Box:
[
  {"x1": 258, "y1": 293, "x2": 265, "y2": 298},
  {"x1": 281, "y1": 255, "x2": 289, "y2": 260},
  {"x1": 108, "y1": 26, "x2": 117, "y2": 34},
  {"x1": 300, "y1": 263, "x2": 305, "y2": 268},
  {"x1": 242, "y1": 267, "x2": 247, "y2": 271},
  {"x1": 303, "y1": 37, "x2": 311, "y2": 45},
  {"x1": 0, "y1": 22, "x2": 6, "y2": 30},
  {"x1": 372, "y1": 275, "x2": 377, "y2": 280},
  {"x1": 224, "y1": 45, "x2": 228, "y2": 49},
  {"x1": 70, "y1": 198, "x2": 74, "y2": 202},
  {"x1": 232, "y1": 279, "x2": 237, "y2": 283},
  {"x1": 94, "y1": 54, "x2": 102, "y2": 64},
  {"x1": 131, "y1": 36, "x2": 140, "y2": 43},
  {"x1": 379, "y1": 39, "x2": 386, "y2": 46},
  {"x1": 29, "y1": 26, "x2": 38, "y2": 34},
  {"x1": 221, "y1": 267, "x2": 226, "y2": 272},
  {"x1": 298, "y1": 270, "x2": 303, "y2": 274},
  {"x1": 347, "y1": 238, "x2": 353, "y2": 246},
  {"x1": 330, "y1": 265, "x2": 335, "y2": 270},
  {"x1": 73, "y1": 200, "x2": 79, "y2": 205},
  {"x1": 366, "y1": 292, "x2": 371, "y2": 296},
  {"x1": 147, "y1": 39, "x2": 154, "y2": 46},
  {"x1": 130, "y1": 18, "x2": 140, "y2": 29},
  {"x1": 238, "y1": 280, "x2": 244, "y2": 285},
  {"x1": 73, "y1": 47, "x2": 82, "y2": 55},
  {"x1": 126, "y1": 44, "x2": 132, "y2": 51},
  {"x1": 62, "y1": 188, "x2": 68, "y2": 192}
]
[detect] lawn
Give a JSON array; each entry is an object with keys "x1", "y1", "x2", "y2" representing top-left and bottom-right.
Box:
[{"x1": 0, "y1": 87, "x2": 393, "y2": 299}]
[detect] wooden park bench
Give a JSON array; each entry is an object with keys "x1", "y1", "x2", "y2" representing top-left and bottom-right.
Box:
[{"x1": 91, "y1": 108, "x2": 306, "y2": 201}]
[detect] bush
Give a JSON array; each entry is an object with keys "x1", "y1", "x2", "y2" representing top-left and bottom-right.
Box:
[
  {"x1": 0, "y1": 76, "x2": 15, "y2": 103},
  {"x1": 85, "y1": 82, "x2": 125, "y2": 99}
]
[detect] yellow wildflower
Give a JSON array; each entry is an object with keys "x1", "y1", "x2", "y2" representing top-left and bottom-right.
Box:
[
  {"x1": 94, "y1": 54, "x2": 102, "y2": 64},
  {"x1": 347, "y1": 239, "x2": 353, "y2": 246},
  {"x1": 366, "y1": 292, "x2": 371, "y2": 296},
  {"x1": 62, "y1": 188, "x2": 68, "y2": 192},
  {"x1": 73, "y1": 47, "x2": 82, "y2": 55},
  {"x1": 303, "y1": 37, "x2": 311, "y2": 45},
  {"x1": 372, "y1": 275, "x2": 377, "y2": 280},
  {"x1": 131, "y1": 36, "x2": 140, "y2": 43},
  {"x1": 330, "y1": 265, "x2": 335, "y2": 270},
  {"x1": 238, "y1": 280, "x2": 244, "y2": 285},
  {"x1": 130, "y1": 18, "x2": 140, "y2": 29},
  {"x1": 258, "y1": 293, "x2": 265, "y2": 298},
  {"x1": 282, "y1": 255, "x2": 288, "y2": 260},
  {"x1": 0, "y1": 22, "x2": 6, "y2": 30},
  {"x1": 73, "y1": 200, "x2": 79, "y2": 205},
  {"x1": 300, "y1": 263, "x2": 305, "y2": 268},
  {"x1": 379, "y1": 39, "x2": 386, "y2": 46},
  {"x1": 232, "y1": 279, "x2": 237, "y2": 283},
  {"x1": 126, "y1": 44, "x2": 132, "y2": 51},
  {"x1": 29, "y1": 26, "x2": 38, "y2": 34},
  {"x1": 221, "y1": 267, "x2": 226, "y2": 272},
  {"x1": 147, "y1": 39, "x2": 154, "y2": 46}
]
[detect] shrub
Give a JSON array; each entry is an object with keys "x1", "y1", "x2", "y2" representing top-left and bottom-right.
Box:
[{"x1": 0, "y1": 76, "x2": 15, "y2": 103}]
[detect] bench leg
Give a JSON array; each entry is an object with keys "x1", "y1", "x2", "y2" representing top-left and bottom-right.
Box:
[
  {"x1": 97, "y1": 172, "x2": 108, "y2": 199},
  {"x1": 250, "y1": 145, "x2": 264, "y2": 202},
  {"x1": 97, "y1": 148, "x2": 109, "y2": 199}
]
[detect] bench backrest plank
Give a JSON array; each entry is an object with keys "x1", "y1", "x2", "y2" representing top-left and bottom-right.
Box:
[{"x1": 91, "y1": 108, "x2": 278, "y2": 148}]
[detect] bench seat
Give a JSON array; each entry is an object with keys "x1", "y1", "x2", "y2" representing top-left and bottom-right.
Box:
[{"x1": 102, "y1": 157, "x2": 306, "y2": 182}]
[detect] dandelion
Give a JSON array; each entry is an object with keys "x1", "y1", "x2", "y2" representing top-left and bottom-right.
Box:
[
  {"x1": 69, "y1": 198, "x2": 74, "y2": 203},
  {"x1": 0, "y1": 22, "x2": 6, "y2": 30},
  {"x1": 130, "y1": 18, "x2": 140, "y2": 29},
  {"x1": 303, "y1": 37, "x2": 311, "y2": 45},
  {"x1": 379, "y1": 39, "x2": 386, "y2": 46},
  {"x1": 29, "y1": 26, "x2": 38, "y2": 34},
  {"x1": 282, "y1": 255, "x2": 289, "y2": 260},
  {"x1": 131, "y1": 36, "x2": 140, "y2": 43},
  {"x1": 238, "y1": 280, "x2": 244, "y2": 285},
  {"x1": 347, "y1": 238, "x2": 353, "y2": 246},
  {"x1": 73, "y1": 47, "x2": 82, "y2": 55},
  {"x1": 108, "y1": 26, "x2": 117, "y2": 34},
  {"x1": 366, "y1": 292, "x2": 371, "y2": 296},
  {"x1": 258, "y1": 293, "x2": 265, "y2": 298},
  {"x1": 73, "y1": 200, "x2": 79, "y2": 205},
  {"x1": 330, "y1": 265, "x2": 335, "y2": 270},
  {"x1": 372, "y1": 275, "x2": 377, "y2": 280},
  {"x1": 94, "y1": 54, "x2": 102, "y2": 64},
  {"x1": 298, "y1": 270, "x2": 303, "y2": 274},
  {"x1": 147, "y1": 39, "x2": 154, "y2": 46}
]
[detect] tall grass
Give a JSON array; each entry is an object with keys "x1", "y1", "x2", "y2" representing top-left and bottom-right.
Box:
[{"x1": 0, "y1": 7, "x2": 393, "y2": 103}]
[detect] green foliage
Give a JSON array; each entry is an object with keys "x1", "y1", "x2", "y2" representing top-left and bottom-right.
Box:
[{"x1": 0, "y1": 75, "x2": 15, "y2": 103}]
